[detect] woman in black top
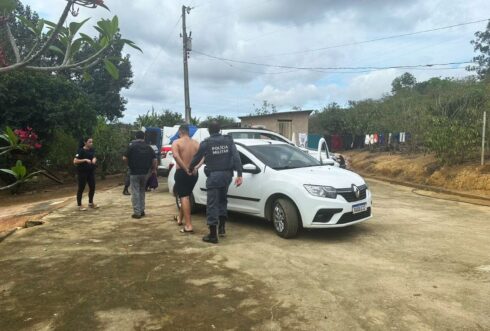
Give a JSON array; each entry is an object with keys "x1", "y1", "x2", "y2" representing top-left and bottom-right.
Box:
[{"x1": 73, "y1": 137, "x2": 98, "y2": 211}]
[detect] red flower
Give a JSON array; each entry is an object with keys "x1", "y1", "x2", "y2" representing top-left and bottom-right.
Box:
[{"x1": 34, "y1": 143, "x2": 42, "y2": 149}]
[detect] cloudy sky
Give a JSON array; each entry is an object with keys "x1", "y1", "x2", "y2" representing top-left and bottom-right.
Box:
[{"x1": 27, "y1": 0, "x2": 490, "y2": 123}]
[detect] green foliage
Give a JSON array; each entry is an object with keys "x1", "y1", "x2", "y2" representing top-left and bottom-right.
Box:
[
  {"x1": 0, "y1": 126, "x2": 37, "y2": 156},
  {"x1": 45, "y1": 129, "x2": 78, "y2": 170},
  {"x1": 391, "y1": 72, "x2": 417, "y2": 94},
  {"x1": 0, "y1": 0, "x2": 16, "y2": 14},
  {"x1": 93, "y1": 118, "x2": 131, "y2": 178},
  {"x1": 468, "y1": 21, "x2": 490, "y2": 79},
  {"x1": 0, "y1": 70, "x2": 97, "y2": 142},
  {"x1": 135, "y1": 108, "x2": 184, "y2": 128},
  {"x1": 425, "y1": 117, "x2": 482, "y2": 164},
  {"x1": 3, "y1": 1, "x2": 141, "y2": 78},
  {"x1": 199, "y1": 115, "x2": 237, "y2": 128},
  {"x1": 310, "y1": 76, "x2": 488, "y2": 164},
  {"x1": 71, "y1": 34, "x2": 134, "y2": 120}
]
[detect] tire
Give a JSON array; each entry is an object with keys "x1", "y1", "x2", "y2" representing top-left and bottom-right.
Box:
[
  {"x1": 271, "y1": 198, "x2": 300, "y2": 238},
  {"x1": 175, "y1": 193, "x2": 197, "y2": 214}
]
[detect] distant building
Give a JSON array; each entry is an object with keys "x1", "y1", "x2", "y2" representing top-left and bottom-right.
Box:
[{"x1": 239, "y1": 110, "x2": 313, "y2": 144}]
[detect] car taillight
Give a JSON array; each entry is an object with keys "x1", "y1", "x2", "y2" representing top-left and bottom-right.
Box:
[{"x1": 161, "y1": 146, "x2": 172, "y2": 158}]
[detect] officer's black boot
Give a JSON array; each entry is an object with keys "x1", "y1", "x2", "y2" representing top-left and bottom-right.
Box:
[
  {"x1": 123, "y1": 186, "x2": 130, "y2": 195},
  {"x1": 202, "y1": 225, "x2": 218, "y2": 244},
  {"x1": 218, "y1": 216, "x2": 226, "y2": 237}
]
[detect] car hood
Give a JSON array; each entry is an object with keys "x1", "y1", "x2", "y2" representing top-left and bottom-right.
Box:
[{"x1": 280, "y1": 166, "x2": 366, "y2": 188}]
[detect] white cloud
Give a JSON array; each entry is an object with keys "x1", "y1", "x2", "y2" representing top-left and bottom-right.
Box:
[
  {"x1": 20, "y1": 0, "x2": 490, "y2": 122},
  {"x1": 255, "y1": 84, "x2": 328, "y2": 107}
]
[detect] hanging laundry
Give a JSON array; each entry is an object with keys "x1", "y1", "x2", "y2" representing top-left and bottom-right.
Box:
[
  {"x1": 393, "y1": 132, "x2": 400, "y2": 143},
  {"x1": 355, "y1": 135, "x2": 365, "y2": 148},
  {"x1": 373, "y1": 133, "x2": 379, "y2": 144},
  {"x1": 332, "y1": 134, "x2": 343, "y2": 151},
  {"x1": 369, "y1": 134, "x2": 374, "y2": 145},
  {"x1": 400, "y1": 132, "x2": 405, "y2": 143},
  {"x1": 365, "y1": 134, "x2": 370, "y2": 146}
]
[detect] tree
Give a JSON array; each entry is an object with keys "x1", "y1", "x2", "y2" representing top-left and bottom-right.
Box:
[
  {"x1": 0, "y1": 70, "x2": 96, "y2": 142},
  {"x1": 93, "y1": 118, "x2": 131, "y2": 178},
  {"x1": 71, "y1": 34, "x2": 134, "y2": 120},
  {"x1": 467, "y1": 20, "x2": 490, "y2": 79},
  {"x1": 135, "y1": 108, "x2": 184, "y2": 128},
  {"x1": 0, "y1": 0, "x2": 141, "y2": 77},
  {"x1": 0, "y1": 0, "x2": 139, "y2": 191},
  {"x1": 391, "y1": 72, "x2": 417, "y2": 94},
  {"x1": 251, "y1": 100, "x2": 277, "y2": 116},
  {"x1": 199, "y1": 115, "x2": 238, "y2": 128},
  {"x1": 7, "y1": 2, "x2": 134, "y2": 120}
]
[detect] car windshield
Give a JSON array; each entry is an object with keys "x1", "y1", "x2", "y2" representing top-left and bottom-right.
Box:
[
  {"x1": 247, "y1": 144, "x2": 321, "y2": 170},
  {"x1": 228, "y1": 131, "x2": 289, "y2": 143}
]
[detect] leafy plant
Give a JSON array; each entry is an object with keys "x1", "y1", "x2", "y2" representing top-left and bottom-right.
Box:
[
  {"x1": 0, "y1": 0, "x2": 141, "y2": 77},
  {"x1": 0, "y1": 159, "x2": 43, "y2": 191}
]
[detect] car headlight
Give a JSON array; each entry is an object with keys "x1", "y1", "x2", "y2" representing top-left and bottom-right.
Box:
[{"x1": 303, "y1": 185, "x2": 337, "y2": 199}]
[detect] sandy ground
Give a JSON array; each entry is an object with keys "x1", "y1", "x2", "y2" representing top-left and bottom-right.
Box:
[
  {"x1": 0, "y1": 175, "x2": 123, "y2": 233},
  {"x1": 0, "y1": 177, "x2": 489, "y2": 330}
]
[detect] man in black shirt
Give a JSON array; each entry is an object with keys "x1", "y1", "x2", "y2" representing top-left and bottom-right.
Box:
[{"x1": 123, "y1": 131, "x2": 157, "y2": 219}]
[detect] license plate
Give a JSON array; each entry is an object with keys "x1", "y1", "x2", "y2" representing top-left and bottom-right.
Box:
[{"x1": 352, "y1": 202, "x2": 367, "y2": 214}]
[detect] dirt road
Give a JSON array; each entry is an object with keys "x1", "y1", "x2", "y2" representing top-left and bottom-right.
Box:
[{"x1": 0, "y1": 179, "x2": 489, "y2": 330}]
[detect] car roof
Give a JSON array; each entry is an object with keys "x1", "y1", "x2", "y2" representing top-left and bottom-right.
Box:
[
  {"x1": 234, "y1": 139, "x2": 288, "y2": 146},
  {"x1": 223, "y1": 128, "x2": 281, "y2": 134}
]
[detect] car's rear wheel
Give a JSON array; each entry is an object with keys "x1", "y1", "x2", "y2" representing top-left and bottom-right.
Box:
[
  {"x1": 175, "y1": 193, "x2": 197, "y2": 214},
  {"x1": 272, "y1": 198, "x2": 299, "y2": 238}
]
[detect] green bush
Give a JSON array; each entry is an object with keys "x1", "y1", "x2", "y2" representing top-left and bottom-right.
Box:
[
  {"x1": 45, "y1": 129, "x2": 78, "y2": 172},
  {"x1": 93, "y1": 118, "x2": 132, "y2": 178},
  {"x1": 426, "y1": 117, "x2": 482, "y2": 165}
]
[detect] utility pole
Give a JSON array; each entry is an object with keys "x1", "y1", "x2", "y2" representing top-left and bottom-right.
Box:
[
  {"x1": 181, "y1": 5, "x2": 192, "y2": 124},
  {"x1": 482, "y1": 111, "x2": 487, "y2": 165}
]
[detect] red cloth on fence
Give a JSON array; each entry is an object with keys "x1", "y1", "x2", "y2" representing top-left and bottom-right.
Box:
[{"x1": 331, "y1": 134, "x2": 343, "y2": 151}]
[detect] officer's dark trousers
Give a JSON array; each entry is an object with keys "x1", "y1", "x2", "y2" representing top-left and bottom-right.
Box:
[{"x1": 206, "y1": 171, "x2": 232, "y2": 226}]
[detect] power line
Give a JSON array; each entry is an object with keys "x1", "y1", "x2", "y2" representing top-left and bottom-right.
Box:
[
  {"x1": 137, "y1": 15, "x2": 182, "y2": 82},
  {"x1": 250, "y1": 18, "x2": 490, "y2": 58},
  {"x1": 193, "y1": 53, "x2": 471, "y2": 76},
  {"x1": 192, "y1": 50, "x2": 474, "y2": 72}
]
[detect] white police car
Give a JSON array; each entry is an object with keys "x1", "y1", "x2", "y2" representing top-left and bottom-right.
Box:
[{"x1": 168, "y1": 139, "x2": 372, "y2": 238}]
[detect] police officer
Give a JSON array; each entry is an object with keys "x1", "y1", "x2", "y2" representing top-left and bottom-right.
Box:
[{"x1": 188, "y1": 120, "x2": 243, "y2": 244}]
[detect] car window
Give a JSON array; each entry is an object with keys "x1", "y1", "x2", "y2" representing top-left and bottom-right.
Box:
[
  {"x1": 239, "y1": 152, "x2": 254, "y2": 165},
  {"x1": 229, "y1": 132, "x2": 259, "y2": 139},
  {"x1": 248, "y1": 144, "x2": 320, "y2": 170},
  {"x1": 262, "y1": 133, "x2": 287, "y2": 143}
]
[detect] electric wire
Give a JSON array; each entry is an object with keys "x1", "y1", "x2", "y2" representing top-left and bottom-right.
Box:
[
  {"x1": 193, "y1": 50, "x2": 474, "y2": 72},
  {"x1": 251, "y1": 18, "x2": 490, "y2": 58}
]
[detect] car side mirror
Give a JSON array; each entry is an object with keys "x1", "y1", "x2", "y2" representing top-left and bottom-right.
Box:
[
  {"x1": 243, "y1": 163, "x2": 260, "y2": 174},
  {"x1": 321, "y1": 159, "x2": 335, "y2": 166}
]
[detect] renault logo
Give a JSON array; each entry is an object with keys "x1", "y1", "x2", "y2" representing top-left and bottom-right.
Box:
[{"x1": 352, "y1": 184, "x2": 360, "y2": 198}]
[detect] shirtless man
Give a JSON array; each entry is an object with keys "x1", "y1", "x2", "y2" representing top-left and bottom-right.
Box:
[{"x1": 171, "y1": 124, "x2": 200, "y2": 233}]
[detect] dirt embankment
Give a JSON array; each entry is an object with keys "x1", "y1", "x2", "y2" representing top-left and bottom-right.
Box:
[{"x1": 343, "y1": 150, "x2": 490, "y2": 198}]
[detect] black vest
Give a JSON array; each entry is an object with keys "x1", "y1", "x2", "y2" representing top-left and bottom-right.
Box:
[{"x1": 205, "y1": 135, "x2": 233, "y2": 172}]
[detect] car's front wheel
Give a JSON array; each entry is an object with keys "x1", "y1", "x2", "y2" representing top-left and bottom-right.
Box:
[{"x1": 272, "y1": 198, "x2": 299, "y2": 238}]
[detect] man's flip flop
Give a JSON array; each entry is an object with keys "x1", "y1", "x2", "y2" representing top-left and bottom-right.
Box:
[
  {"x1": 173, "y1": 216, "x2": 183, "y2": 226},
  {"x1": 180, "y1": 228, "x2": 194, "y2": 233}
]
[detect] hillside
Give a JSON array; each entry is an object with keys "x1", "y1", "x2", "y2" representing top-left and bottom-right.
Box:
[{"x1": 344, "y1": 150, "x2": 490, "y2": 198}]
